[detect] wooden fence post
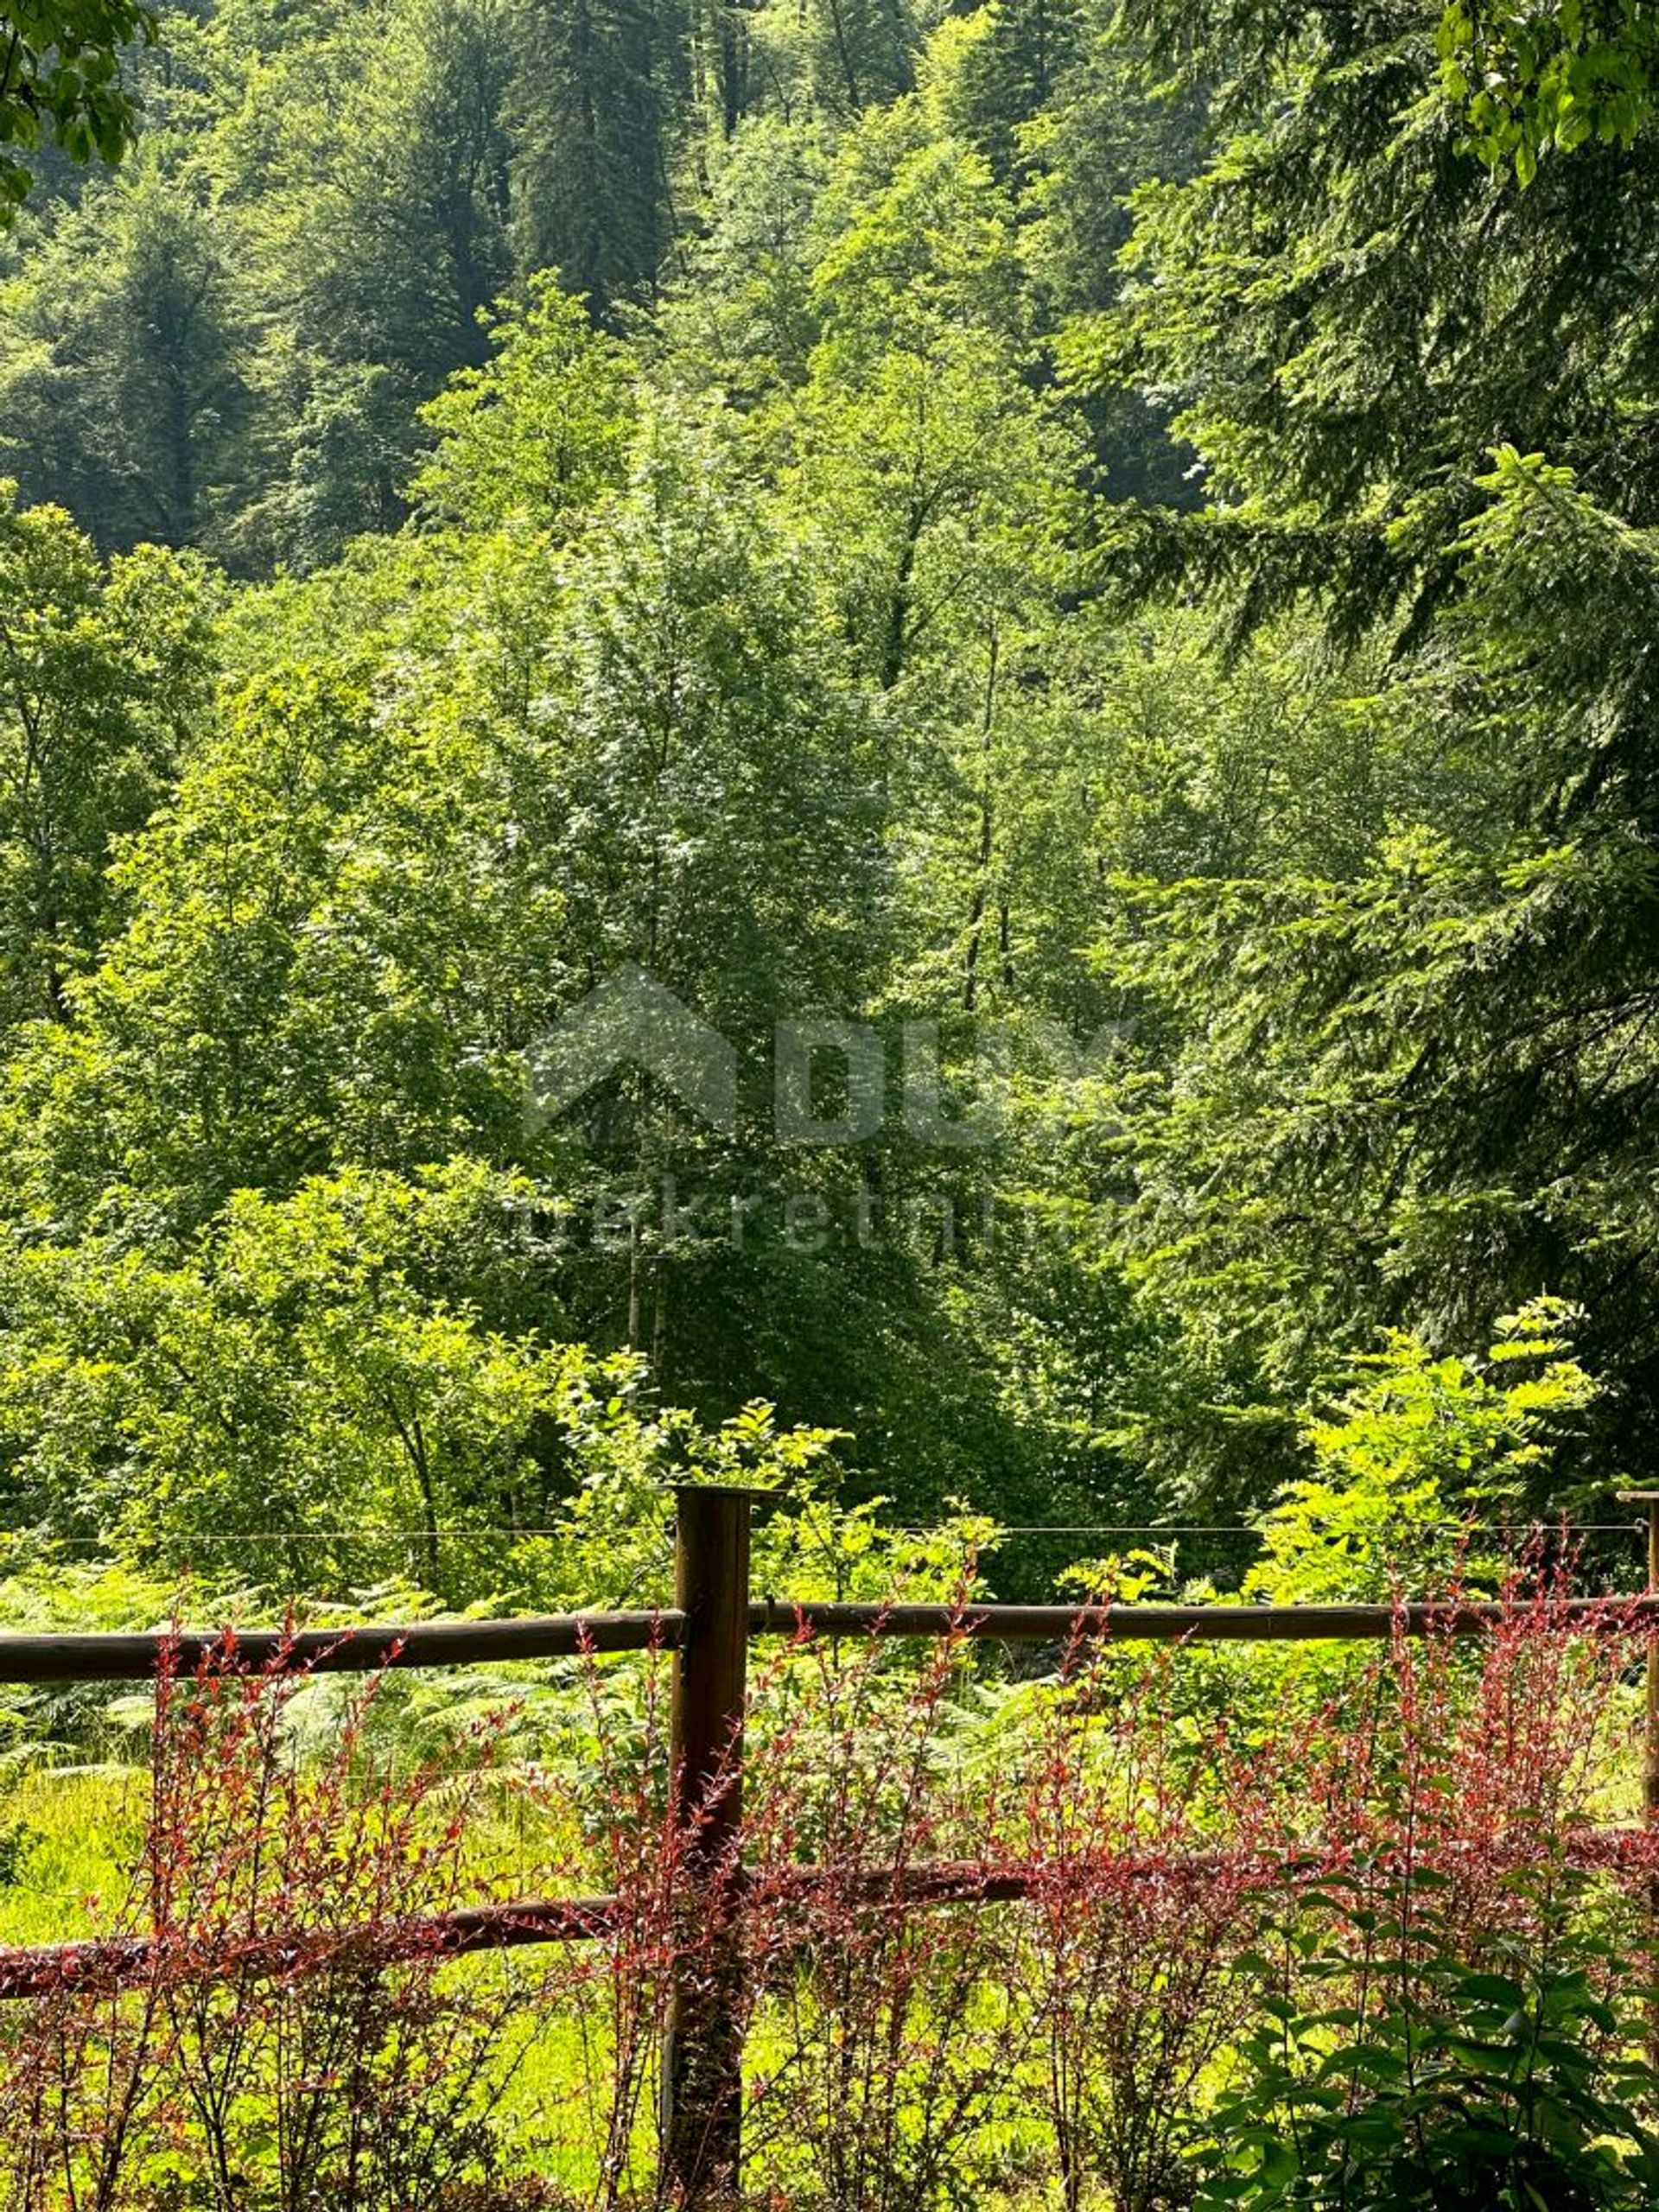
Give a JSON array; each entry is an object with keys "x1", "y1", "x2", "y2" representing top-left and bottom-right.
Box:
[
  {"x1": 1618, "y1": 1490, "x2": 1659, "y2": 2082},
  {"x1": 1615, "y1": 1495, "x2": 1659, "y2": 1826},
  {"x1": 661, "y1": 1484, "x2": 753, "y2": 2204}
]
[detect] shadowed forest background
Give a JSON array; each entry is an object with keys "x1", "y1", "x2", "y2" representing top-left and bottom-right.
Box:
[{"x1": 1, "y1": 0, "x2": 1656, "y2": 1605}]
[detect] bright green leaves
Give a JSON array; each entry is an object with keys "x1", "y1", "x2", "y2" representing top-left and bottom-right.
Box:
[
  {"x1": 657, "y1": 117, "x2": 832, "y2": 404},
  {"x1": 2, "y1": 0, "x2": 1654, "y2": 1572},
  {"x1": 1246, "y1": 1300, "x2": 1595, "y2": 1604},
  {"x1": 0, "y1": 1157, "x2": 875, "y2": 1606},
  {"x1": 0, "y1": 625, "x2": 575, "y2": 1224},
  {"x1": 0, "y1": 486, "x2": 210, "y2": 1031},
  {"x1": 782, "y1": 114, "x2": 1086, "y2": 696},
  {"x1": 0, "y1": 1161, "x2": 591, "y2": 1591},
  {"x1": 410, "y1": 273, "x2": 636, "y2": 534},
  {"x1": 809, "y1": 123, "x2": 1026, "y2": 366},
  {"x1": 1197, "y1": 1937, "x2": 1659, "y2": 2209},
  {"x1": 0, "y1": 0, "x2": 150, "y2": 219},
  {"x1": 540, "y1": 394, "x2": 884, "y2": 1018},
  {"x1": 1438, "y1": 0, "x2": 1659, "y2": 181},
  {"x1": 934, "y1": 0, "x2": 1086, "y2": 182}
]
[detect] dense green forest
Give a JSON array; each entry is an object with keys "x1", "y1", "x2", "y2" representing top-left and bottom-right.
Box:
[{"x1": 0, "y1": 0, "x2": 1656, "y2": 1604}]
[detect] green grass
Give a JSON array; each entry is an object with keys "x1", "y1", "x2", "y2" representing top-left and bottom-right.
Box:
[{"x1": 0, "y1": 1766, "x2": 142, "y2": 1947}]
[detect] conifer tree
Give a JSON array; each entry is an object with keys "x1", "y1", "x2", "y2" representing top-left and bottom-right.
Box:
[{"x1": 507, "y1": 0, "x2": 685, "y2": 309}]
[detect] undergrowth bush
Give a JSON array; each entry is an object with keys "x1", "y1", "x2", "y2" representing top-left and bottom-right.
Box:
[{"x1": 1200, "y1": 1888, "x2": 1659, "y2": 2211}]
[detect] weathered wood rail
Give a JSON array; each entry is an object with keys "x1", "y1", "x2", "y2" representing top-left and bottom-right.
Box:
[
  {"x1": 0, "y1": 1487, "x2": 1654, "y2": 2202},
  {"x1": 3, "y1": 1594, "x2": 1651, "y2": 1682}
]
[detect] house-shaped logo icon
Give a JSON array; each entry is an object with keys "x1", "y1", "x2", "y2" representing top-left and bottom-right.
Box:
[{"x1": 525, "y1": 967, "x2": 739, "y2": 1134}]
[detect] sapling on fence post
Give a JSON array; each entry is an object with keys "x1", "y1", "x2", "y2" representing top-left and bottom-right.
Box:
[{"x1": 661, "y1": 1484, "x2": 754, "y2": 2204}]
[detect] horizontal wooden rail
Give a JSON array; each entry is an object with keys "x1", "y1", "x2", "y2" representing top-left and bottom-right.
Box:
[
  {"x1": 4, "y1": 1827, "x2": 1656, "y2": 2003},
  {"x1": 749, "y1": 1596, "x2": 1659, "y2": 1643},
  {"x1": 0, "y1": 1895, "x2": 626, "y2": 2001},
  {"x1": 0, "y1": 1595, "x2": 1654, "y2": 1682},
  {"x1": 0, "y1": 1610, "x2": 684, "y2": 1683}
]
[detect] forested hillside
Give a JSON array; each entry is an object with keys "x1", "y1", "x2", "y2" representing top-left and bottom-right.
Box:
[{"x1": 0, "y1": 0, "x2": 1655, "y2": 1599}]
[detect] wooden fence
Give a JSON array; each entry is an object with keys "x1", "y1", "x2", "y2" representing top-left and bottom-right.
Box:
[{"x1": 1, "y1": 1482, "x2": 1656, "y2": 2203}]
